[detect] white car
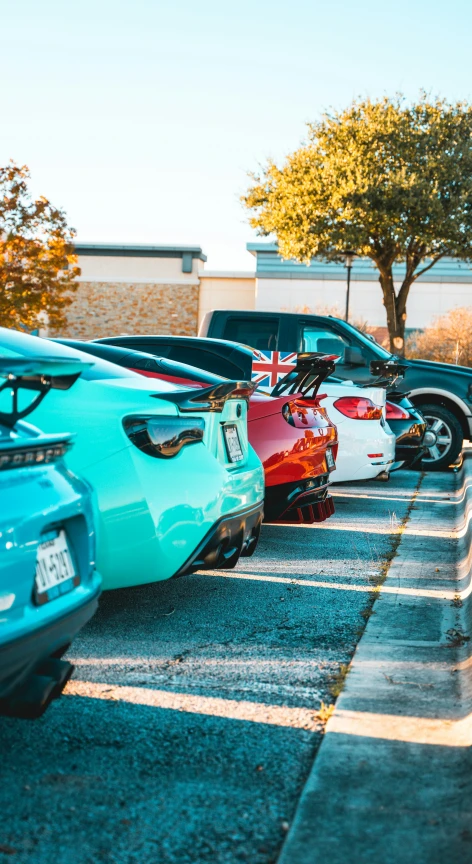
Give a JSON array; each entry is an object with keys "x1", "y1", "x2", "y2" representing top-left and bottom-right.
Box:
[{"x1": 321, "y1": 381, "x2": 396, "y2": 483}]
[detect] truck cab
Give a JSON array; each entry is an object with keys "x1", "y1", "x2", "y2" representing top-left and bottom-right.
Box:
[{"x1": 200, "y1": 309, "x2": 472, "y2": 470}]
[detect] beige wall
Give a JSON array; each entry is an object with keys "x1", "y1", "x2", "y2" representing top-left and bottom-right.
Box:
[
  {"x1": 77, "y1": 254, "x2": 199, "y2": 283},
  {"x1": 60, "y1": 262, "x2": 257, "y2": 341},
  {"x1": 255, "y1": 277, "x2": 472, "y2": 329},
  {"x1": 198, "y1": 273, "x2": 256, "y2": 326},
  {"x1": 58, "y1": 281, "x2": 199, "y2": 340},
  {"x1": 255, "y1": 277, "x2": 384, "y2": 323}
]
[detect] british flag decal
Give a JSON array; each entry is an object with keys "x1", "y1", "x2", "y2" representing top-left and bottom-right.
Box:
[{"x1": 252, "y1": 351, "x2": 298, "y2": 388}]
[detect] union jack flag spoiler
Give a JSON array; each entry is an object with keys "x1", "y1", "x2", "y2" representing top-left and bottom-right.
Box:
[{"x1": 252, "y1": 351, "x2": 298, "y2": 388}]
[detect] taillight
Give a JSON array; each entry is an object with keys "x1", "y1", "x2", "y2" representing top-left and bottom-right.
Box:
[
  {"x1": 385, "y1": 401, "x2": 410, "y2": 420},
  {"x1": 0, "y1": 441, "x2": 70, "y2": 471},
  {"x1": 333, "y1": 397, "x2": 382, "y2": 420},
  {"x1": 123, "y1": 416, "x2": 205, "y2": 458},
  {"x1": 282, "y1": 399, "x2": 324, "y2": 428}
]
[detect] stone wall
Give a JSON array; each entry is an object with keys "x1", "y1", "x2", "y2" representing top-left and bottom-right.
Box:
[{"x1": 57, "y1": 280, "x2": 199, "y2": 339}]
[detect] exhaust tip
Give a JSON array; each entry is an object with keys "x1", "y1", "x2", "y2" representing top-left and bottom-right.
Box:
[
  {"x1": 374, "y1": 471, "x2": 391, "y2": 482},
  {"x1": 0, "y1": 659, "x2": 75, "y2": 720}
]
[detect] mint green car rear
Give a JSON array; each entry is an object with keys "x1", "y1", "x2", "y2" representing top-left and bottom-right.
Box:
[{"x1": 0, "y1": 330, "x2": 265, "y2": 590}]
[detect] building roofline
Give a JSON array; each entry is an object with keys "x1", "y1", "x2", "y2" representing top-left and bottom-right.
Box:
[
  {"x1": 199, "y1": 270, "x2": 255, "y2": 278},
  {"x1": 246, "y1": 242, "x2": 278, "y2": 256},
  {"x1": 75, "y1": 243, "x2": 207, "y2": 262}
]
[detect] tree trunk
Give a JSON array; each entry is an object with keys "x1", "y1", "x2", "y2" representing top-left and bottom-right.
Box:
[{"x1": 378, "y1": 269, "x2": 410, "y2": 356}]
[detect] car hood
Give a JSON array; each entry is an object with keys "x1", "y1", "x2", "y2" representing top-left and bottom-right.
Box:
[{"x1": 405, "y1": 358, "x2": 472, "y2": 377}]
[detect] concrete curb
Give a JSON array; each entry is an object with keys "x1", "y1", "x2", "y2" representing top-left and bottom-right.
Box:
[{"x1": 278, "y1": 457, "x2": 472, "y2": 864}]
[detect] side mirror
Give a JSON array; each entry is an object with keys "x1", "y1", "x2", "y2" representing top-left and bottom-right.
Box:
[{"x1": 344, "y1": 347, "x2": 366, "y2": 366}]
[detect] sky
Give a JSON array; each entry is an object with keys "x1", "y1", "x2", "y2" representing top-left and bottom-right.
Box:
[{"x1": 2, "y1": 0, "x2": 472, "y2": 270}]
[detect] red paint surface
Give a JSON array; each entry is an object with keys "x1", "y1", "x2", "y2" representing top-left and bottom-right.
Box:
[{"x1": 129, "y1": 366, "x2": 338, "y2": 492}]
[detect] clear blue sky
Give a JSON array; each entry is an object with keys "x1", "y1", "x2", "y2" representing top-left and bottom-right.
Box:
[{"x1": 3, "y1": 0, "x2": 472, "y2": 269}]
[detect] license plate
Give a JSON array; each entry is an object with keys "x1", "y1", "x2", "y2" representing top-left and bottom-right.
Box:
[
  {"x1": 35, "y1": 530, "x2": 78, "y2": 604},
  {"x1": 326, "y1": 448, "x2": 335, "y2": 470},
  {"x1": 223, "y1": 424, "x2": 244, "y2": 463}
]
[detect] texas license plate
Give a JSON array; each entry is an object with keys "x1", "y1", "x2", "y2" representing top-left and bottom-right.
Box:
[
  {"x1": 326, "y1": 448, "x2": 335, "y2": 470},
  {"x1": 35, "y1": 530, "x2": 78, "y2": 604},
  {"x1": 223, "y1": 424, "x2": 244, "y2": 463}
]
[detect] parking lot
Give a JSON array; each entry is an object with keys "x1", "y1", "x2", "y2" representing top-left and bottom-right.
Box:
[{"x1": 0, "y1": 471, "x2": 422, "y2": 864}]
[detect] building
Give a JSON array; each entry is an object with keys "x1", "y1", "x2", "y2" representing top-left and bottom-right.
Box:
[
  {"x1": 248, "y1": 243, "x2": 472, "y2": 331},
  {"x1": 60, "y1": 241, "x2": 472, "y2": 340},
  {"x1": 64, "y1": 244, "x2": 205, "y2": 340},
  {"x1": 61, "y1": 243, "x2": 255, "y2": 339}
]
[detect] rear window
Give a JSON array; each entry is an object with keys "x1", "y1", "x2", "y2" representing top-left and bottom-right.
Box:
[
  {"x1": 222, "y1": 317, "x2": 279, "y2": 351},
  {"x1": 126, "y1": 341, "x2": 246, "y2": 379},
  {"x1": 168, "y1": 346, "x2": 245, "y2": 379}
]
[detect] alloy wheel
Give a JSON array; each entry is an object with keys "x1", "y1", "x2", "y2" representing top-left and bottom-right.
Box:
[{"x1": 422, "y1": 414, "x2": 453, "y2": 464}]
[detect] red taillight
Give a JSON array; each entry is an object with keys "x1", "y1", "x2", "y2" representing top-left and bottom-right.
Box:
[
  {"x1": 385, "y1": 401, "x2": 410, "y2": 420},
  {"x1": 282, "y1": 399, "x2": 324, "y2": 428},
  {"x1": 333, "y1": 397, "x2": 382, "y2": 420}
]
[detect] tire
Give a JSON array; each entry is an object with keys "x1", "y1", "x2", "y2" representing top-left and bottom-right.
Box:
[{"x1": 418, "y1": 403, "x2": 463, "y2": 471}]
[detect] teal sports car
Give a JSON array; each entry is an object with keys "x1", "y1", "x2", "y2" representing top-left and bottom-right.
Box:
[
  {"x1": 0, "y1": 329, "x2": 265, "y2": 590},
  {"x1": 0, "y1": 356, "x2": 101, "y2": 718}
]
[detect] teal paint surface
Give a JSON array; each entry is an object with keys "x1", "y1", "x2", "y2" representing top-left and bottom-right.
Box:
[
  {"x1": 0, "y1": 330, "x2": 264, "y2": 591},
  {"x1": 27, "y1": 377, "x2": 264, "y2": 590}
]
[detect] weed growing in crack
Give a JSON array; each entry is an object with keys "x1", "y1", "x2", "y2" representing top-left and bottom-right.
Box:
[
  {"x1": 329, "y1": 663, "x2": 350, "y2": 699},
  {"x1": 316, "y1": 702, "x2": 335, "y2": 723}
]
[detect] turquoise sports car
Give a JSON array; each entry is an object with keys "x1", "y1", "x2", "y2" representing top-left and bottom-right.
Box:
[
  {"x1": 0, "y1": 329, "x2": 265, "y2": 590},
  {"x1": 0, "y1": 356, "x2": 101, "y2": 718}
]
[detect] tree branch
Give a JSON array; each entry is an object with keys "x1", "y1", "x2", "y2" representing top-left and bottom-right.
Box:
[{"x1": 411, "y1": 252, "x2": 447, "y2": 282}]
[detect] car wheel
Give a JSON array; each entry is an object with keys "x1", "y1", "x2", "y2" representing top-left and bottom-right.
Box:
[{"x1": 418, "y1": 404, "x2": 463, "y2": 471}]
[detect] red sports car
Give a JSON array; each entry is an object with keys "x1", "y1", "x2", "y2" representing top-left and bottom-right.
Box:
[{"x1": 56, "y1": 339, "x2": 338, "y2": 524}]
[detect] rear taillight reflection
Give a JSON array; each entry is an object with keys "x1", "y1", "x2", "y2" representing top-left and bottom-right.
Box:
[
  {"x1": 333, "y1": 397, "x2": 382, "y2": 420},
  {"x1": 385, "y1": 401, "x2": 410, "y2": 420},
  {"x1": 123, "y1": 416, "x2": 205, "y2": 458},
  {"x1": 282, "y1": 399, "x2": 324, "y2": 428}
]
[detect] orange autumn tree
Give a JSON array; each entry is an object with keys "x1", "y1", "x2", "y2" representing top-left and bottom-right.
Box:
[{"x1": 0, "y1": 163, "x2": 79, "y2": 331}]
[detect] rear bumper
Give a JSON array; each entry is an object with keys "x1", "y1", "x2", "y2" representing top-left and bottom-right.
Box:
[
  {"x1": 264, "y1": 473, "x2": 333, "y2": 523},
  {"x1": 0, "y1": 589, "x2": 100, "y2": 703},
  {"x1": 394, "y1": 443, "x2": 428, "y2": 467},
  {"x1": 389, "y1": 417, "x2": 427, "y2": 468},
  {"x1": 173, "y1": 501, "x2": 264, "y2": 576}
]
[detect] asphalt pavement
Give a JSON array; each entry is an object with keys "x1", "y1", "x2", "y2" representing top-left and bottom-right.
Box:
[{"x1": 1, "y1": 471, "x2": 421, "y2": 864}]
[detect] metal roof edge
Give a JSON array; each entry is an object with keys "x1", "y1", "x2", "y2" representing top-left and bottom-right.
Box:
[
  {"x1": 199, "y1": 270, "x2": 256, "y2": 278},
  {"x1": 75, "y1": 243, "x2": 207, "y2": 261}
]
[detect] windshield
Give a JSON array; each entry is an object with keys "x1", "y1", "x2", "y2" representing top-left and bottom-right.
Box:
[
  {"x1": 0, "y1": 329, "x2": 141, "y2": 381},
  {"x1": 339, "y1": 320, "x2": 393, "y2": 360}
]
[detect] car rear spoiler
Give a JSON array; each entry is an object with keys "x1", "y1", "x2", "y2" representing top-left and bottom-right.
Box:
[
  {"x1": 368, "y1": 359, "x2": 408, "y2": 388},
  {"x1": 270, "y1": 353, "x2": 339, "y2": 398},
  {"x1": 0, "y1": 357, "x2": 92, "y2": 427},
  {"x1": 152, "y1": 380, "x2": 257, "y2": 412}
]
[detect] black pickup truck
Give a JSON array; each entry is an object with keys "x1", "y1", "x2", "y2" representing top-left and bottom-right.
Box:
[{"x1": 199, "y1": 309, "x2": 472, "y2": 470}]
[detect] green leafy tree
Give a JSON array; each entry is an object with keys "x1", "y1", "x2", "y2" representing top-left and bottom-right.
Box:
[
  {"x1": 0, "y1": 162, "x2": 79, "y2": 332},
  {"x1": 243, "y1": 95, "x2": 472, "y2": 355}
]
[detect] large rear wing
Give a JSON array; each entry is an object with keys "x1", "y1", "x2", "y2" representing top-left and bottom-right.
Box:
[
  {"x1": 270, "y1": 353, "x2": 338, "y2": 398},
  {"x1": 368, "y1": 359, "x2": 407, "y2": 388},
  {"x1": 0, "y1": 357, "x2": 91, "y2": 427}
]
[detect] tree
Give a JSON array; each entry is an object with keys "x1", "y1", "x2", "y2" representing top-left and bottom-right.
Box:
[
  {"x1": 0, "y1": 162, "x2": 79, "y2": 332},
  {"x1": 407, "y1": 306, "x2": 472, "y2": 367},
  {"x1": 243, "y1": 95, "x2": 472, "y2": 355}
]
